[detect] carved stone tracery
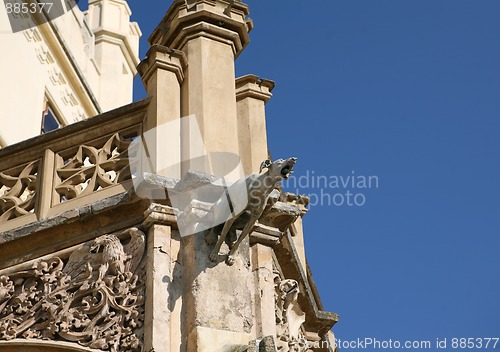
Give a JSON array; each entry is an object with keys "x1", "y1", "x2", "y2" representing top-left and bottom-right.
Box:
[
  {"x1": 0, "y1": 228, "x2": 146, "y2": 352},
  {"x1": 0, "y1": 161, "x2": 38, "y2": 222},
  {"x1": 55, "y1": 132, "x2": 135, "y2": 202}
]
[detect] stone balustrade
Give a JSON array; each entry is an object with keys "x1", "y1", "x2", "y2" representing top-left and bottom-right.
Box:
[{"x1": 0, "y1": 98, "x2": 149, "y2": 233}]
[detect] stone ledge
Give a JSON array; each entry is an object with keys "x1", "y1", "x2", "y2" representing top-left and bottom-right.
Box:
[
  {"x1": 0, "y1": 172, "x2": 304, "y2": 270},
  {"x1": 0, "y1": 190, "x2": 148, "y2": 270}
]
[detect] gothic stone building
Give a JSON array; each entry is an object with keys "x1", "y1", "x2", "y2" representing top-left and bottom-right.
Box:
[{"x1": 0, "y1": 1, "x2": 339, "y2": 351}]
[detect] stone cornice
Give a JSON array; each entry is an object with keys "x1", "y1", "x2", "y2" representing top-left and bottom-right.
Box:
[
  {"x1": 149, "y1": 0, "x2": 252, "y2": 58},
  {"x1": 0, "y1": 339, "x2": 101, "y2": 351},
  {"x1": 137, "y1": 45, "x2": 188, "y2": 85},
  {"x1": 236, "y1": 74, "x2": 275, "y2": 103},
  {"x1": 250, "y1": 223, "x2": 282, "y2": 246},
  {"x1": 173, "y1": 21, "x2": 244, "y2": 56},
  {"x1": 93, "y1": 27, "x2": 141, "y2": 70},
  {"x1": 142, "y1": 204, "x2": 178, "y2": 229},
  {"x1": 0, "y1": 190, "x2": 149, "y2": 270}
]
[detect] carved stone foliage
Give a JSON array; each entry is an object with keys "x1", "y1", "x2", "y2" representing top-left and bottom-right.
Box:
[
  {"x1": 275, "y1": 277, "x2": 308, "y2": 352},
  {"x1": 0, "y1": 161, "x2": 38, "y2": 222},
  {"x1": 0, "y1": 228, "x2": 146, "y2": 352},
  {"x1": 55, "y1": 132, "x2": 134, "y2": 202}
]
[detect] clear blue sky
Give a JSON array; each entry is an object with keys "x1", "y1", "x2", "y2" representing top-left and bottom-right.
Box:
[{"x1": 129, "y1": 0, "x2": 500, "y2": 349}]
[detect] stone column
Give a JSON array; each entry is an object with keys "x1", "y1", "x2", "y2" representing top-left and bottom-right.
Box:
[
  {"x1": 145, "y1": 2, "x2": 260, "y2": 351},
  {"x1": 149, "y1": 0, "x2": 253, "y2": 178},
  {"x1": 144, "y1": 224, "x2": 173, "y2": 352},
  {"x1": 251, "y1": 242, "x2": 277, "y2": 339},
  {"x1": 137, "y1": 45, "x2": 187, "y2": 180},
  {"x1": 142, "y1": 205, "x2": 184, "y2": 352},
  {"x1": 235, "y1": 75, "x2": 274, "y2": 175}
]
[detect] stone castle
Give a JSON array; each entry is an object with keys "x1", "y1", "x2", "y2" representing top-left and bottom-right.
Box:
[{"x1": 0, "y1": 1, "x2": 339, "y2": 351}]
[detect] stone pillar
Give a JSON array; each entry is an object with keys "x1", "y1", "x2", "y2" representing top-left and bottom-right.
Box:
[
  {"x1": 137, "y1": 45, "x2": 187, "y2": 180},
  {"x1": 235, "y1": 75, "x2": 274, "y2": 175},
  {"x1": 181, "y1": 229, "x2": 254, "y2": 352},
  {"x1": 143, "y1": 3, "x2": 261, "y2": 351},
  {"x1": 149, "y1": 0, "x2": 253, "y2": 178},
  {"x1": 144, "y1": 224, "x2": 173, "y2": 352},
  {"x1": 251, "y1": 242, "x2": 277, "y2": 339},
  {"x1": 87, "y1": 0, "x2": 141, "y2": 111}
]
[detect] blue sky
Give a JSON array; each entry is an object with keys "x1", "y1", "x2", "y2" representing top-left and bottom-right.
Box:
[{"x1": 128, "y1": 0, "x2": 500, "y2": 349}]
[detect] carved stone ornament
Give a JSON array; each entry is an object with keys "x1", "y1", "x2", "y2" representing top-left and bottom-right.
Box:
[
  {"x1": 0, "y1": 227, "x2": 146, "y2": 352},
  {"x1": 55, "y1": 132, "x2": 134, "y2": 202},
  {"x1": 0, "y1": 161, "x2": 38, "y2": 222},
  {"x1": 275, "y1": 277, "x2": 308, "y2": 352}
]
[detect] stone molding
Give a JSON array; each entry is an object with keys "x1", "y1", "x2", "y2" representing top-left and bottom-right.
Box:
[
  {"x1": 149, "y1": 0, "x2": 253, "y2": 57},
  {"x1": 236, "y1": 74, "x2": 275, "y2": 103},
  {"x1": 171, "y1": 21, "x2": 244, "y2": 56},
  {"x1": 92, "y1": 30, "x2": 141, "y2": 72},
  {"x1": 137, "y1": 45, "x2": 188, "y2": 85}
]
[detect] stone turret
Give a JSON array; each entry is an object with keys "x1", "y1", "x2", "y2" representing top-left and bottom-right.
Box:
[{"x1": 87, "y1": 0, "x2": 141, "y2": 111}]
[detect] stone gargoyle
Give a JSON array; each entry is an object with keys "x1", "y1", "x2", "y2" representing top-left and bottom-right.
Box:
[{"x1": 206, "y1": 157, "x2": 297, "y2": 265}]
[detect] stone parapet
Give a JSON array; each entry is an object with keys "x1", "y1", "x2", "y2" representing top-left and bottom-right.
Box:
[{"x1": 0, "y1": 98, "x2": 149, "y2": 234}]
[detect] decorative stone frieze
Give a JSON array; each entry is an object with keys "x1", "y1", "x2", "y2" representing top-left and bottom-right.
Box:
[{"x1": 0, "y1": 228, "x2": 146, "y2": 352}]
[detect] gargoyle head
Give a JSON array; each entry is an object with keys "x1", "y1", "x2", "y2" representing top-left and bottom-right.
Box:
[{"x1": 260, "y1": 157, "x2": 297, "y2": 180}]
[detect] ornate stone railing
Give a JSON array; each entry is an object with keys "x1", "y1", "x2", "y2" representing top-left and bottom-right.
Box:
[{"x1": 0, "y1": 99, "x2": 149, "y2": 233}]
